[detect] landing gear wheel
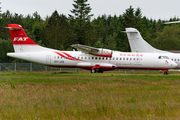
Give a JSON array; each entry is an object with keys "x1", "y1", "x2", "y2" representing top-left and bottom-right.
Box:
[
  {"x1": 98, "y1": 67, "x2": 103, "y2": 73},
  {"x1": 164, "y1": 72, "x2": 168, "y2": 75},
  {"x1": 91, "y1": 68, "x2": 96, "y2": 73}
]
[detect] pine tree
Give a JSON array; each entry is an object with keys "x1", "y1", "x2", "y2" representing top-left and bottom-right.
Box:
[
  {"x1": 69, "y1": 0, "x2": 94, "y2": 45},
  {"x1": 69, "y1": 0, "x2": 93, "y2": 20},
  {"x1": 42, "y1": 10, "x2": 76, "y2": 50}
]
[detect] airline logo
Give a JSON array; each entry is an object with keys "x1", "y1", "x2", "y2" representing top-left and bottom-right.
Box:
[
  {"x1": 120, "y1": 53, "x2": 143, "y2": 57},
  {"x1": 165, "y1": 60, "x2": 169, "y2": 64},
  {"x1": 13, "y1": 37, "x2": 28, "y2": 41}
]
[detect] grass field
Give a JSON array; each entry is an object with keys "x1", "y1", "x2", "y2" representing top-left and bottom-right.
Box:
[{"x1": 0, "y1": 71, "x2": 180, "y2": 119}]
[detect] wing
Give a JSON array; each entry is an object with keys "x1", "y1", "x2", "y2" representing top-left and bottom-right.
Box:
[
  {"x1": 164, "y1": 21, "x2": 180, "y2": 24},
  {"x1": 71, "y1": 44, "x2": 112, "y2": 57},
  {"x1": 71, "y1": 44, "x2": 99, "y2": 54}
]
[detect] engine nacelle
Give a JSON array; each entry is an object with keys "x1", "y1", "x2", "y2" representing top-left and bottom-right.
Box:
[{"x1": 91, "y1": 48, "x2": 112, "y2": 57}]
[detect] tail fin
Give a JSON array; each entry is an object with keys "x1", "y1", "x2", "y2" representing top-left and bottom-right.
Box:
[
  {"x1": 124, "y1": 28, "x2": 167, "y2": 53},
  {"x1": 7, "y1": 24, "x2": 51, "y2": 53}
]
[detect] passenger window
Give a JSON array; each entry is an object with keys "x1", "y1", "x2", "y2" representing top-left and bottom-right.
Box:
[
  {"x1": 95, "y1": 57, "x2": 97, "y2": 60},
  {"x1": 172, "y1": 59, "x2": 173, "y2": 61},
  {"x1": 178, "y1": 59, "x2": 179, "y2": 61},
  {"x1": 85, "y1": 57, "x2": 87, "y2": 59},
  {"x1": 127, "y1": 58, "x2": 128, "y2": 60},
  {"x1": 102, "y1": 57, "x2": 104, "y2": 60},
  {"x1": 133, "y1": 58, "x2": 135, "y2": 60},
  {"x1": 74, "y1": 57, "x2": 76, "y2": 59},
  {"x1": 106, "y1": 57, "x2": 108, "y2": 60},
  {"x1": 99, "y1": 57, "x2": 101, "y2": 60},
  {"x1": 158, "y1": 56, "x2": 161, "y2": 59},
  {"x1": 120, "y1": 58, "x2": 121, "y2": 60},
  {"x1": 116, "y1": 57, "x2": 118, "y2": 60},
  {"x1": 113, "y1": 57, "x2": 115, "y2": 60},
  {"x1": 61, "y1": 57, "x2": 63, "y2": 59},
  {"x1": 130, "y1": 58, "x2": 132, "y2": 60},
  {"x1": 88, "y1": 57, "x2": 90, "y2": 59},
  {"x1": 92, "y1": 57, "x2": 94, "y2": 59},
  {"x1": 81, "y1": 57, "x2": 83, "y2": 59},
  {"x1": 123, "y1": 58, "x2": 125, "y2": 60}
]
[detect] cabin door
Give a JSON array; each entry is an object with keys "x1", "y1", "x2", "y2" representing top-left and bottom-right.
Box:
[{"x1": 46, "y1": 55, "x2": 51, "y2": 64}]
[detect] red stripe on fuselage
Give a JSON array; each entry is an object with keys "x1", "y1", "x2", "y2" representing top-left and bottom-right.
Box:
[
  {"x1": 47, "y1": 65, "x2": 116, "y2": 71},
  {"x1": 53, "y1": 51, "x2": 84, "y2": 61},
  {"x1": 54, "y1": 51, "x2": 65, "y2": 57},
  {"x1": 47, "y1": 65, "x2": 171, "y2": 71},
  {"x1": 61, "y1": 52, "x2": 72, "y2": 57}
]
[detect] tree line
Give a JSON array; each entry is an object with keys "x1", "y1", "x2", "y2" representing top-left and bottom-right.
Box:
[{"x1": 0, "y1": 1, "x2": 180, "y2": 62}]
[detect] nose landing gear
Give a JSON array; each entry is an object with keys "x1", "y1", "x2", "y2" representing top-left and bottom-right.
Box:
[{"x1": 163, "y1": 70, "x2": 168, "y2": 75}]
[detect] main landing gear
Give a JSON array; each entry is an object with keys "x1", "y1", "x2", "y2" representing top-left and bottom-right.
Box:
[
  {"x1": 91, "y1": 64, "x2": 103, "y2": 73},
  {"x1": 163, "y1": 70, "x2": 168, "y2": 75}
]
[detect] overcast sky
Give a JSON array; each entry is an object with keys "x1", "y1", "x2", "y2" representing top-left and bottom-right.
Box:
[{"x1": 1, "y1": 0, "x2": 179, "y2": 20}]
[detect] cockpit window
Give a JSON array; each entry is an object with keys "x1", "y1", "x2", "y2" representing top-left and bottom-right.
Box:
[{"x1": 158, "y1": 56, "x2": 169, "y2": 59}]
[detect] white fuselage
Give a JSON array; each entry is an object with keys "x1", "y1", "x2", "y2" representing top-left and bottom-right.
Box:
[
  {"x1": 6, "y1": 24, "x2": 177, "y2": 72},
  {"x1": 7, "y1": 50, "x2": 177, "y2": 71}
]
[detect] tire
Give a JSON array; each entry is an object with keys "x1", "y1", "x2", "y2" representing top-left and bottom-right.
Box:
[
  {"x1": 164, "y1": 72, "x2": 168, "y2": 75},
  {"x1": 91, "y1": 68, "x2": 96, "y2": 73},
  {"x1": 98, "y1": 67, "x2": 103, "y2": 73}
]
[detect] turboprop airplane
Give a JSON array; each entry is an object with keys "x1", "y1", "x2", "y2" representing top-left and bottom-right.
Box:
[
  {"x1": 124, "y1": 27, "x2": 180, "y2": 69},
  {"x1": 6, "y1": 24, "x2": 177, "y2": 74}
]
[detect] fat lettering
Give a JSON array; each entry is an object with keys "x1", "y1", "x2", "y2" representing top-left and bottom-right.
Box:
[{"x1": 13, "y1": 37, "x2": 28, "y2": 41}]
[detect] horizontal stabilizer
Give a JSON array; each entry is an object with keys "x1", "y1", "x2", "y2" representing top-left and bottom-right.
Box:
[
  {"x1": 5, "y1": 27, "x2": 21, "y2": 30},
  {"x1": 122, "y1": 30, "x2": 138, "y2": 33}
]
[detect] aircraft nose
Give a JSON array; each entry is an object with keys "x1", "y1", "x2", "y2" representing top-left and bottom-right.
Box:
[{"x1": 169, "y1": 60, "x2": 177, "y2": 68}]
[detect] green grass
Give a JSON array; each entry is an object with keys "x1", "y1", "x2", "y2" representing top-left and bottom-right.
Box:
[{"x1": 0, "y1": 71, "x2": 180, "y2": 119}]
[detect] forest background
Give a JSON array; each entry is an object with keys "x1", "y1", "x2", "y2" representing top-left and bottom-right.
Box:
[{"x1": 0, "y1": 0, "x2": 180, "y2": 62}]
